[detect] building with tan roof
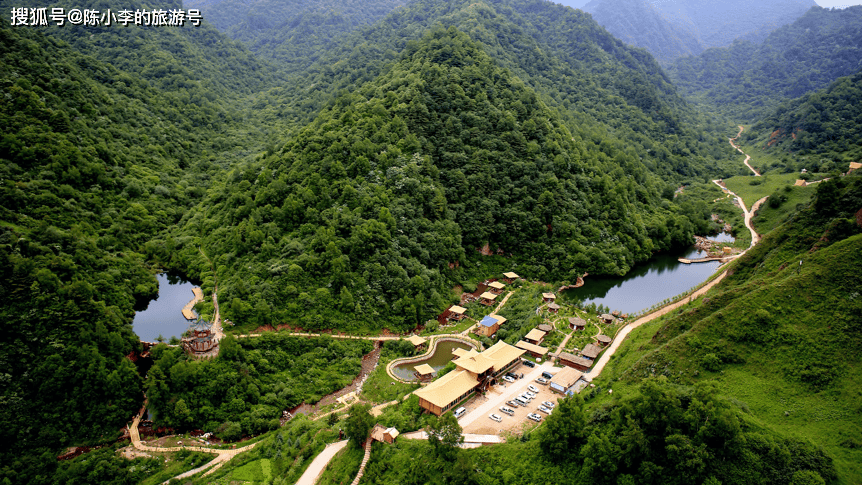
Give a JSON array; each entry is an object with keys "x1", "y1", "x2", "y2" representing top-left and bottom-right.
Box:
[
  {"x1": 414, "y1": 363, "x2": 436, "y2": 381},
  {"x1": 448, "y1": 305, "x2": 467, "y2": 322},
  {"x1": 479, "y1": 291, "x2": 499, "y2": 306},
  {"x1": 559, "y1": 352, "x2": 594, "y2": 371},
  {"x1": 581, "y1": 343, "x2": 602, "y2": 359},
  {"x1": 488, "y1": 281, "x2": 506, "y2": 294},
  {"x1": 516, "y1": 340, "x2": 548, "y2": 358},
  {"x1": 542, "y1": 292, "x2": 556, "y2": 302},
  {"x1": 569, "y1": 317, "x2": 586, "y2": 330},
  {"x1": 406, "y1": 335, "x2": 427, "y2": 350},
  {"x1": 524, "y1": 328, "x2": 547, "y2": 345},
  {"x1": 549, "y1": 366, "x2": 585, "y2": 394},
  {"x1": 502, "y1": 272, "x2": 519, "y2": 283},
  {"x1": 415, "y1": 341, "x2": 526, "y2": 416}
]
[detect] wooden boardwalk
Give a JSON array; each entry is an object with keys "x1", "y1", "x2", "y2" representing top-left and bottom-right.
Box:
[
  {"x1": 678, "y1": 256, "x2": 728, "y2": 264},
  {"x1": 181, "y1": 287, "x2": 204, "y2": 320}
]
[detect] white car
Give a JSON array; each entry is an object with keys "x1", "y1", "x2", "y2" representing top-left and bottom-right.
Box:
[
  {"x1": 528, "y1": 385, "x2": 539, "y2": 393},
  {"x1": 502, "y1": 375, "x2": 515, "y2": 383},
  {"x1": 489, "y1": 413, "x2": 503, "y2": 422},
  {"x1": 500, "y1": 406, "x2": 515, "y2": 416},
  {"x1": 536, "y1": 377, "x2": 549, "y2": 385},
  {"x1": 519, "y1": 393, "x2": 532, "y2": 401},
  {"x1": 527, "y1": 413, "x2": 542, "y2": 422},
  {"x1": 525, "y1": 391, "x2": 536, "y2": 399},
  {"x1": 542, "y1": 401, "x2": 556, "y2": 409},
  {"x1": 537, "y1": 405, "x2": 551, "y2": 414}
]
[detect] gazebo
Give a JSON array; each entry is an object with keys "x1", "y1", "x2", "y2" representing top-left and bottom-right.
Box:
[
  {"x1": 542, "y1": 292, "x2": 556, "y2": 303},
  {"x1": 569, "y1": 317, "x2": 586, "y2": 330}
]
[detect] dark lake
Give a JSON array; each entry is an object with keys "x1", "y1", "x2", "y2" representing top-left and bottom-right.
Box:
[
  {"x1": 132, "y1": 273, "x2": 196, "y2": 342},
  {"x1": 562, "y1": 246, "x2": 723, "y2": 315}
]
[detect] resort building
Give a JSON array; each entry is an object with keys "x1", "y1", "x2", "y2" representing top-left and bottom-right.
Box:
[
  {"x1": 371, "y1": 424, "x2": 400, "y2": 444},
  {"x1": 406, "y1": 335, "x2": 428, "y2": 351},
  {"x1": 848, "y1": 162, "x2": 861, "y2": 173},
  {"x1": 475, "y1": 314, "x2": 507, "y2": 337},
  {"x1": 581, "y1": 343, "x2": 603, "y2": 360},
  {"x1": 502, "y1": 272, "x2": 519, "y2": 283},
  {"x1": 596, "y1": 335, "x2": 612, "y2": 347},
  {"x1": 569, "y1": 317, "x2": 586, "y2": 331},
  {"x1": 523, "y1": 328, "x2": 546, "y2": 345},
  {"x1": 415, "y1": 341, "x2": 526, "y2": 416},
  {"x1": 537, "y1": 324, "x2": 553, "y2": 333},
  {"x1": 414, "y1": 364, "x2": 436, "y2": 382},
  {"x1": 487, "y1": 281, "x2": 506, "y2": 295},
  {"x1": 559, "y1": 352, "x2": 594, "y2": 372},
  {"x1": 547, "y1": 302, "x2": 561, "y2": 314},
  {"x1": 516, "y1": 340, "x2": 548, "y2": 358},
  {"x1": 181, "y1": 320, "x2": 219, "y2": 357},
  {"x1": 448, "y1": 305, "x2": 467, "y2": 322},
  {"x1": 479, "y1": 291, "x2": 499, "y2": 306},
  {"x1": 600, "y1": 313, "x2": 615, "y2": 324},
  {"x1": 549, "y1": 366, "x2": 586, "y2": 395},
  {"x1": 542, "y1": 292, "x2": 556, "y2": 303}
]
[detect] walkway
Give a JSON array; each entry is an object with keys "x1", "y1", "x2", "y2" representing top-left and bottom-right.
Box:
[
  {"x1": 295, "y1": 440, "x2": 348, "y2": 485},
  {"x1": 729, "y1": 125, "x2": 761, "y2": 176},
  {"x1": 128, "y1": 403, "x2": 259, "y2": 483}
]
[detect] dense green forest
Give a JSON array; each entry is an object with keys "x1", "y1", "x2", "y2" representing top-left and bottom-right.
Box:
[
  {"x1": 668, "y1": 5, "x2": 862, "y2": 120},
  {"x1": 741, "y1": 69, "x2": 862, "y2": 162}
]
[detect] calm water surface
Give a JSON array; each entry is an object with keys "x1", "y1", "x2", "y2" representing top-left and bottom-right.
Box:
[
  {"x1": 562, "y1": 246, "x2": 723, "y2": 315},
  {"x1": 133, "y1": 273, "x2": 196, "y2": 342},
  {"x1": 392, "y1": 340, "x2": 474, "y2": 381}
]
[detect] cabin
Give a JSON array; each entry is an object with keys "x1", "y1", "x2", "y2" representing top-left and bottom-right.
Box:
[
  {"x1": 487, "y1": 281, "x2": 505, "y2": 295},
  {"x1": 600, "y1": 314, "x2": 615, "y2": 324},
  {"x1": 581, "y1": 343, "x2": 602, "y2": 360},
  {"x1": 596, "y1": 335, "x2": 612, "y2": 347},
  {"x1": 559, "y1": 352, "x2": 594, "y2": 372},
  {"x1": 794, "y1": 179, "x2": 808, "y2": 187},
  {"x1": 848, "y1": 162, "x2": 861, "y2": 173},
  {"x1": 537, "y1": 324, "x2": 553, "y2": 333},
  {"x1": 406, "y1": 335, "x2": 427, "y2": 351},
  {"x1": 479, "y1": 291, "x2": 499, "y2": 306},
  {"x1": 414, "y1": 363, "x2": 435, "y2": 382},
  {"x1": 502, "y1": 272, "x2": 520, "y2": 283},
  {"x1": 516, "y1": 340, "x2": 548, "y2": 359},
  {"x1": 371, "y1": 424, "x2": 400, "y2": 444},
  {"x1": 524, "y1": 328, "x2": 546, "y2": 345},
  {"x1": 542, "y1": 292, "x2": 556, "y2": 303},
  {"x1": 549, "y1": 366, "x2": 586, "y2": 395},
  {"x1": 475, "y1": 315, "x2": 507, "y2": 337},
  {"x1": 569, "y1": 317, "x2": 586, "y2": 331},
  {"x1": 547, "y1": 302, "x2": 560, "y2": 314},
  {"x1": 448, "y1": 305, "x2": 467, "y2": 322},
  {"x1": 181, "y1": 320, "x2": 219, "y2": 357},
  {"x1": 415, "y1": 341, "x2": 526, "y2": 416}
]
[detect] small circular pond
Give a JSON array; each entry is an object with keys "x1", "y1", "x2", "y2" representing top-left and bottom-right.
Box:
[{"x1": 391, "y1": 340, "x2": 475, "y2": 381}]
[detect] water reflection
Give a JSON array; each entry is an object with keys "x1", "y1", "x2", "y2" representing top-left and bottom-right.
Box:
[{"x1": 133, "y1": 273, "x2": 197, "y2": 342}]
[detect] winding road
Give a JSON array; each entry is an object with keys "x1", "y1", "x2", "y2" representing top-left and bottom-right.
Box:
[{"x1": 730, "y1": 125, "x2": 761, "y2": 176}]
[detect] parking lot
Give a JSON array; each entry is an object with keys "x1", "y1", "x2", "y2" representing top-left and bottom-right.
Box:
[{"x1": 458, "y1": 361, "x2": 564, "y2": 435}]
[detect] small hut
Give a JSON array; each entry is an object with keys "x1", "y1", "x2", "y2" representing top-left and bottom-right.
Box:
[
  {"x1": 600, "y1": 314, "x2": 615, "y2": 324},
  {"x1": 476, "y1": 315, "x2": 507, "y2": 337},
  {"x1": 479, "y1": 291, "x2": 499, "y2": 307},
  {"x1": 516, "y1": 341, "x2": 548, "y2": 358},
  {"x1": 581, "y1": 343, "x2": 602, "y2": 360},
  {"x1": 371, "y1": 424, "x2": 400, "y2": 444},
  {"x1": 502, "y1": 272, "x2": 520, "y2": 283},
  {"x1": 537, "y1": 324, "x2": 553, "y2": 333},
  {"x1": 849, "y1": 161, "x2": 862, "y2": 173},
  {"x1": 547, "y1": 302, "x2": 561, "y2": 314},
  {"x1": 596, "y1": 335, "x2": 612, "y2": 347},
  {"x1": 542, "y1": 292, "x2": 556, "y2": 303},
  {"x1": 406, "y1": 335, "x2": 428, "y2": 351},
  {"x1": 549, "y1": 366, "x2": 585, "y2": 395},
  {"x1": 414, "y1": 364, "x2": 436, "y2": 382},
  {"x1": 448, "y1": 305, "x2": 467, "y2": 322},
  {"x1": 569, "y1": 317, "x2": 586, "y2": 331},
  {"x1": 487, "y1": 281, "x2": 506, "y2": 295},
  {"x1": 559, "y1": 352, "x2": 594, "y2": 372},
  {"x1": 524, "y1": 328, "x2": 547, "y2": 345}
]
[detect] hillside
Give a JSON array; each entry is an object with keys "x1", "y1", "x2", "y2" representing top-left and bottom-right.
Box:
[
  {"x1": 583, "y1": 0, "x2": 816, "y2": 65},
  {"x1": 741, "y1": 69, "x2": 862, "y2": 163},
  {"x1": 668, "y1": 5, "x2": 862, "y2": 119},
  {"x1": 593, "y1": 173, "x2": 862, "y2": 482}
]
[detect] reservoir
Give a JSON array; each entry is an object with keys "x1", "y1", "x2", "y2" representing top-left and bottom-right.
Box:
[
  {"x1": 133, "y1": 273, "x2": 197, "y2": 342},
  {"x1": 562, "y1": 245, "x2": 723, "y2": 315},
  {"x1": 392, "y1": 340, "x2": 474, "y2": 381}
]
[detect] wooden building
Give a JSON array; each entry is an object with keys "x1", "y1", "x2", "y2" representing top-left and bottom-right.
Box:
[
  {"x1": 406, "y1": 335, "x2": 428, "y2": 351},
  {"x1": 181, "y1": 320, "x2": 219, "y2": 356},
  {"x1": 475, "y1": 314, "x2": 507, "y2": 337},
  {"x1": 479, "y1": 291, "x2": 499, "y2": 306},
  {"x1": 581, "y1": 343, "x2": 602, "y2": 360},
  {"x1": 569, "y1": 317, "x2": 586, "y2": 331},
  {"x1": 547, "y1": 302, "x2": 561, "y2": 314},
  {"x1": 516, "y1": 340, "x2": 548, "y2": 359},
  {"x1": 448, "y1": 305, "x2": 467, "y2": 322},
  {"x1": 487, "y1": 281, "x2": 505, "y2": 295},
  {"x1": 559, "y1": 352, "x2": 594, "y2": 372},
  {"x1": 371, "y1": 424, "x2": 400, "y2": 444},
  {"x1": 542, "y1": 292, "x2": 556, "y2": 303},
  {"x1": 524, "y1": 328, "x2": 546, "y2": 345},
  {"x1": 600, "y1": 313, "x2": 615, "y2": 324},
  {"x1": 415, "y1": 341, "x2": 526, "y2": 416},
  {"x1": 549, "y1": 366, "x2": 586, "y2": 395},
  {"x1": 502, "y1": 272, "x2": 520, "y2": 283},
  {"x1": 849, "y1": 161, "x2": 862, "y2": 173},
  {"x1": 596, "y1": 335, "x2": 612, "y2": 347},
  {"x1": 537, "y1": 324, "x2": 553, "y2": 333},
  {"x1": 414, "y1": 363, "x2": 436, "y2": 382}
]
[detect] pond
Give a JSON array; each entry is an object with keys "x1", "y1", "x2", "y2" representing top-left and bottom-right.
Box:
[
  {"x1": 562, "y1": 245, "x2": 725, "y2": 316},
  {"x1": 706, "y1": 232, "x2": 735, "y2": 242},
  {"x1": 391, "y1": 340, "x2": 475, "y2": 381},
  {"x1": 133, "y1": 273, "x2": 197, "y2": 342}
]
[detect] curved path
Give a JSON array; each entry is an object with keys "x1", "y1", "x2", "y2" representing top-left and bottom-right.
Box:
[
  {"x1": 129, "y1": 403, "x2": 258, "y2": 483},
  {"x1": 296, "y1": 440, "x2": 349, "y2": 485},
  {"x1": 729, "y1": 125, "x2": 761, "y2": 176}
]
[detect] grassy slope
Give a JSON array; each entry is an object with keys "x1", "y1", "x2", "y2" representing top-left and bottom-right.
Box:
[{"x1": 592, "y1": 202, "x2": 862, "y2": 482}]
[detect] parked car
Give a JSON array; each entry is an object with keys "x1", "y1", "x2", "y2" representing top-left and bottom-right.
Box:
[
  {"x1": 527, "y1": 413, "x2": 542, "y2": 422},
  {"x1": 537, "y1": 405, "x2": 551, "y2": 414},
  {"x1": 507, "y1": 400, "x2": 521, "y2": 408},
  {"x1": 528, "y1": 385, "x2": 539, "y2": 393},
  {"x1": 542, "y1": 401, "x2": 556, "y2": 409},
  {"x1": 500, "y1": 406, "x2": 515, "y2": 416},
  {"x1": 536, "y1": 377, "x2": 549, "y2": 385},
  {"x1": 489, "y1": 413, "x2": 503, "y2": 422},
  {"x1": 522, "y1": 359, "x2": 536, "y2": 368},
  {"x1": 514, "y1": 397, "x2": 529, "y2": 406},
  {"x1": 454, "y1": 407, "x2": 467, "y2": 418},
  {"x1": 541, "y1": 371, "x2": 554, "y2": 380},
  {"x1": 525, "y1": 391, "x2": 536, "y2": 399},
  {"x1": 502, "y1": 375, "x2": 515, "y2": 383},
  {"x1": 520, "y1": 393, "x2": 533, "y2": 402}
]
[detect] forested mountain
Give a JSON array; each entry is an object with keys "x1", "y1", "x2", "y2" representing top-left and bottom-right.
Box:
[
  {"x1": 182, "y1": 0, "x2": 406, "y2": 72},
  {"x1": 0, "y1": 8, "x2": 293, "y2": 482},
  {"x1": 741, "y1": 69, "x2": 862, "y2": 162},
  {"x1": 582, "y1": 0, "x2": 704, "y2": 65},
  {"x1": 668, "y1": 6, "x2": 862, "y2": 119},
  {"x1": 155, "y1": 0, "x2": 739, "y2": 334},
  {"x1": 583, "y1": 0, "x2": 816, "y2": 65}
]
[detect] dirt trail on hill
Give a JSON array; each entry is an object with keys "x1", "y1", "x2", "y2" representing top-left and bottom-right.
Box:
[{"x1": 730, "y1": 125, "x2": 761, "y2": 176}]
